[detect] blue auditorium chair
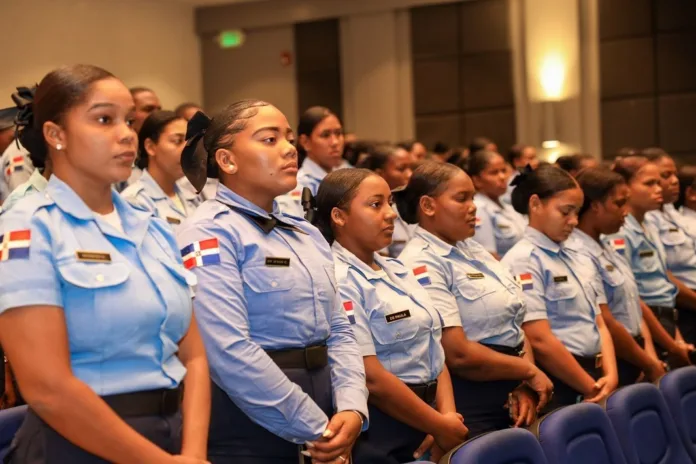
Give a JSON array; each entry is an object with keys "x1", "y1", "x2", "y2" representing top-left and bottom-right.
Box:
[
  {"x1": 604, "y1": 383, "x2": 691, "y2": 464},
  {"x1": 0, "y1": 405, "x2": 26, "y2": 459},
  {"x1": 530, "y1": 402, "x2": 627, "y2": 464},
  {"x1": 439, "y1": 427, "x2": 548, "y2": 464},
  {"x1": 658, "y1": 366, "x2": 696, "y2": 462}
]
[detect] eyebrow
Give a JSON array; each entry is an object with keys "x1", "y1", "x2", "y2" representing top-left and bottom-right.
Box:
[
  {"x1": 88, "y1": 103, "x2": 136, "y2": 112},
  {"x1": 252, "y1": 126, "x2": 294, "y2": 137}
]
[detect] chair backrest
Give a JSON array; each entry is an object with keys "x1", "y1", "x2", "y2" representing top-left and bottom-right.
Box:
[
  {"x1": 0, "y1": 405, "x2": 26, "y2": 459},
  {"x1": 604, "y1": 383, "x2": 691, "y2": 464},
  {"x1": 658, "y1": 366, "x2": 696, "y2": 462},
  {"x1": 529, "y1": 402, "x2": 627, "y2": 464},
  {"x1": 441, "y1": 427, "x2": 548, "y2": 464}
]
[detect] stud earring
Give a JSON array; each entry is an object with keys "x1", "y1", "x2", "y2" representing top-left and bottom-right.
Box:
[{"x1": 56, "y1": 144, "x2": 62, "y2": 150}]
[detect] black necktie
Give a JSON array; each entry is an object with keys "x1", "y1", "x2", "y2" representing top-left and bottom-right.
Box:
[{"x1": 218, "y1": 201, "x2": 305, "y2": 235}]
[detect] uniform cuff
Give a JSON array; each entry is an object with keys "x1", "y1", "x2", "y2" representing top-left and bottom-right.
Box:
[
  {"x1": 0, "y1": 287, "x2": 61, "y2": 314},
  {"x1": 522, "y1": 311, "x2": 548, "y2": 324},
  {"x1": 334, "y1": 386, "x2": 370, "y2": 431}
]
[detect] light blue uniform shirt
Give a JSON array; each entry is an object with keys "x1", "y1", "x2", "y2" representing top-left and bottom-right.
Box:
[
  {"x1": 678, "y1": 206, "x2": 696, "y2": 240},
  {"x1": 500, "y1": 171, "x2": 519, "y2": 207},
  {"x1": 567, "y1": 230, "x2": 642, "y2": 337},
  {"x1": 333, "y1": 241, "x2": 444, "y2": 384},
  {"x1": 473, "y1": 193, "x2": 526, "y2": 256},
  {"x1": 177, "y1": 176, "x2": 219, "y2": 202},
  {"x1": 501, "y1": 227, "x2": 602, "y2": 357},
  {"x1": 604, "y1": 214, "x2": 678, "y2": 308},
  {"x1": 0, "y1": 176, "x2": 195, "y2": 395},
  {"x1": 400, "y1": 227, "x2": 525, "y2": 348},
  {"x1": 0, "y1": 141, "x2": 33, "y2": 202},
  {"x1": 122, "y1": 169, "x2": 200, "y2": 228},
  {"x1": 646, "y1": 205, "x2": 696, "y2": 289},
  {"x1": 276, "y1": 158, "x2": 330, "y2": 216},
  {"x1": 1, "y1": 169, "x2": 49, "y2": 213},
  {"x1": 176, "y1": 184, "x2": 368, "y2": 444}
]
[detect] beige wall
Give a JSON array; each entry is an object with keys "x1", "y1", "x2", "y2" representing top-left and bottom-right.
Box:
[
  {"x1": 0, "y1": 0, "x2": 202, "y2": 111},
  {"x1": 201, "y1": 25, "x2": 298, "y2": 129}
]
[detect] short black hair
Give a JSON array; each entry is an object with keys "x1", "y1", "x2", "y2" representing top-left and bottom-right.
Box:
[
  {"x1": 612, "y1": 156, "x2": 650, "y2": 183},
  {"x1": 313, "y1": 168, "x2": 376, "y2": 244},
  {"x1": 356, "y1": 144, "x2": 400, "y2": 171},
  {"x1": 469, "y1": 137, "x2": 494, "y2": 154},
  {"x1": 394, "y1": 161, "x2": 463, "y2": 224},
  {"x1": 641, "y1": 147, "x2": 669, "y2": 162},
  {"x1": 508, "y1": 144, "x2": 530, "y2": 165},
  {"x1": 137, "y1": 110, "x2": 182, "y2": 169},
  {"x1": 465, "y1": 150, "x2": 500, "y2": 177},
  {"x1": 555, "y1": 153, "x2": 596, "y2": 175},
  {"x1": 511, "y1": 165, "x2": 577, "y2": 215},
  {"x1": 576, "y1": 167, "x2": 626, "y2": 218},
  {"x1": 297, "y1": 106, "x2": 340, "y2": 165}
]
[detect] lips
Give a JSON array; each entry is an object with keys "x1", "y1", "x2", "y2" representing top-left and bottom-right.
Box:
[{"x1": 116, "y1": 151, "x2": 136, "y2": 163}]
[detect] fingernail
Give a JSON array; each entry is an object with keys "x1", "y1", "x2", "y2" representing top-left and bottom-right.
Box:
[
  {"x1": 301, "y1": 450, "x2": 312, "y2": 457},
  {"x1": 305, "y1": 441, "x2": 316, "y2": 448},
  {"x1": 322, "y1": 429, "x2": 334, "y2": 438}
]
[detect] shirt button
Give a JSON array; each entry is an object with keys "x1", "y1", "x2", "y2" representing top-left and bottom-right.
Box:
[
  {"x1": 96, "y1": 274, "x2": 104, "y2": 282},
  {"x1": 396, "y1": 332, "x2": 402, "y2": 339},
  {"x1": 271, "y1": 281, "x2": 278, "y2": 288}
]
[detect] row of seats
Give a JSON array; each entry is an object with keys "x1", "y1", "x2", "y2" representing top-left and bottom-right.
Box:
[
  {"x1": 441, "y1": 366, "x2": 696, "y2": 464},
  {"x1": 0, "y1": 367, "x2": 694, "y2": 462}
]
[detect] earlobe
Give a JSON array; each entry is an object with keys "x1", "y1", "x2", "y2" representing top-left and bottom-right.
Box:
[
  {"x1": 298, "y1": 134, "x2": 310, "y2": 153},
  {"x1": 43, "y1": 121, "x2": 65, "y2": 152},
  {"x1": 420, "y1": 196, "x2": 436, "y2": 217},
  {"x1": 331, "y1": 207, "x2": 346, "y2": 228},
  {"x1": 215, "y1": 149, "x2": 237, "y2": 175}
]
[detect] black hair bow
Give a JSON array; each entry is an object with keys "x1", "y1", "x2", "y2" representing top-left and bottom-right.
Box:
[
  {"x1": 181, "y1": 111, "x2": 212, "y2": 193},
  {"x1": 302, "y1": 187, "x2": 316, "y2": 223},
  {"x1": 510, "y1": 164, "x2": 535, "y2": 187}
]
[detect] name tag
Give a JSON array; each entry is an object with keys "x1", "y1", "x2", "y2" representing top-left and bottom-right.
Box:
[
  {"x1": 605, "y1": 264, "x2": 615, "y2": 272},
  {"x1": 553, "y1": 275, "x2": 568, "y2": 283},
  {"x1": 166, "y1": 216, "x2": 181, "y2": 225},
  {"x1": 76, "y1": 251, "x2": 112, "y2": 263},
  {"x1": 265, "y1": 257, "x2": 291, "y2": 267},
  {"x1": 385, "y1": 310, "x2": 411, "y2": 323},
  {"x1": 669, "y1": 228, "x2": 679, "y2": 233},
  {"x1": 392, "y1": 240, "x2": 407, "y2": 245},
  {"x1": 498, "y1": 224, "x2": 510, "y2": 230},
  {"x1": 467, "y1": 272, "x2": 485, "y2": 280},
  {"x1": 639, "y1": 250, "x2": 654, "y2": 258}
]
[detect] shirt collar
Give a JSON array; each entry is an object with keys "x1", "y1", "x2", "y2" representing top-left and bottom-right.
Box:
[
  {"x1": 475, "y1": 192, "x2": 502, "y2": 212},
  {"x1": 139, "y1": 169, "x2": 167, "y2": 200},
  {"x1": 215, "y1": 182, "x2": 280, "y2": 219},
  {"x1": 623, "y1": 213, "x2": 644, "y2": 235},
  {"x1": 332, "y1": 240, "x2": 407, "y2": 280},
  {"x1": 525, "y1": 226, "x2": 562, "y2": 254},
  {"x1": 414, "y1": 226, "x2": 455, "y2": 257},
  {"x1": 569, "y1": 229, "x2": 603, "y2": 257},
  {"x1": 46, "y1": 176, "x2": 151, "y2": 244},
  {"x1": 301, "y1": 157, "x2": 329, "y2": 181},
  {"x1": 28, "y1": 169, "x2": 49, "y2": 192}
]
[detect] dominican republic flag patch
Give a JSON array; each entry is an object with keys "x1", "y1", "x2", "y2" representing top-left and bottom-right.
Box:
[
  {"x1": 290, "y1": 189, "x2": 302, "y2": 198},
  {"x1": 611, "y1": 238, "x2": 626, "y2": 254},
  {"x1": 517, "y1": 273, "x2": 533, "y2": 291},
  {"x1": 413, "y1": 265, "x2": 431, "y2": 286},
  {"x1": 343, "y1": 301, "x2": 356, "y2": 324},
  {"x1": 181, "y1": 238, "x2": 221, "y2": 269},
  {"x1": 0, "y1": 229, "x2": 31, "y2": 261},
  {"x1": 4, "y1": 156, "x2": 24, "y2": 177}
]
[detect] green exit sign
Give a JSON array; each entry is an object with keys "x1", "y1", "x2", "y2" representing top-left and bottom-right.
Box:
[{"x1": 218, "y1": 30, "x2": 246, "y2": 49}]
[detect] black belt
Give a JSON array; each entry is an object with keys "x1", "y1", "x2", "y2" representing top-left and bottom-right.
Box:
[
  {"x1": 483, "y1": 342, "x2": 525, "y2": 357},
  {"x1": 406, "y1": 380, "x2": 438, "y2": 404},
  {"x1": 573, "y1": 354, "x2": 603, "y2": 371},
  {"x1": 102, "y1": 387, "x2": 181, "y2": 417},
  {"x1": 266, "y1": 343, "x2": 328, "y2": 370},
  {"x1": 650, "y1": 305, "x2": 679, "y2": 322}
]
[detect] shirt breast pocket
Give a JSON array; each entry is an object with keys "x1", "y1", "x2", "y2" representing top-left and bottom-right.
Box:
[
  {"x1": 57, "y1": 260, "x2": 131, "y2": 350},
  {"x1": 601, "y1": 266, "x2": 625, "y2": 289},
  {"x1": 544, "y1": 284, "x2": 578, "y2": 316},
  {"x1": 494, "y1": 219, "x2": 517, "y2": 240},
  {"x1": 635, "y1": 249, "x2": 660, "y2": 273},
  {"x1": 660, "y1": 228, "x2": 687, "y2": 248},
  {"x1": 454, "y1": 276, "x2": 497, "y2": 326},
  {"x1": 242, "y1": 265, "x2": 296, "y2": 332},
  {"x1": 370, "y1": 303, "x2": 420, "y2": 354}
]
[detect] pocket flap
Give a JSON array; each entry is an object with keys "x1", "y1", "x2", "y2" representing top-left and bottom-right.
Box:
[
  {"x1": 242, "y1": 265, "x2": 294, "y2": 293},
  {"x1": 58, "y1": 260, "x2": 130, "y2": 289}
]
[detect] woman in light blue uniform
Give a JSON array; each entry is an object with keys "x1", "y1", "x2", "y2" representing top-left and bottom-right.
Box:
[
  {"x1": 276, "y1": 106, "x2": 345, "y2": 215},
  {"x1": 357, "y1": 144, "x2": 416, "y2": 257},
  {"x1": 0, "y1": 65, "x2": 209, "y2": 463},
  {"x1": 466, "y1": 150, "x2": 526, "y2": 259},
  {"x1": 571, "y1": 168, "x2": 665, "y2": 386},
  {"x1": 676, "y1": 165, "x2": 696, "y2": 237},
  {"x1": 122, "y1": 111, "x2": 200, "y2": 228},
  {"x1": 605, "y1": 156, "x2": 685, "y2": 341},
  {"x1": 640, "y1": 149, "x2": 696, "y2": 345},
  {"x1": 313, "y1": 168, "x2": 468, "y2": 463},
  {"x1": 501, "y1": 165, "x2": 618, "y2": 412},
  {"x1": 176, "y1": 102, "x2": 368, "y2": 464},
  {"x1": 396, "y1": 162, "x2": 552, "y2": 436}
]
